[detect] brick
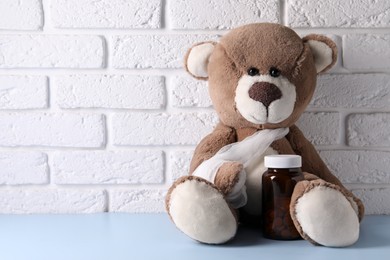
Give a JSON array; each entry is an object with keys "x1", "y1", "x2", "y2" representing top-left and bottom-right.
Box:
[
  {"x1": 320, "y1": 150, "x2": 390, "y2": 184},
  {"x1": 112, "y1": 112, "x2": 218, "y2": 146},
  {"x1": 0, "y1": 76, "x2": 48, "y2": 109},
  {"x1": 0, "y1": 152, "x2": 48, "y2": 185},
  {"x1": 0, "y1": 0, "x2": 43, "y2": 30},
  {"x1": 111, "y1": 34, "x2": 219, "y2": 69},
  {"x1": 109, "y1": 189, "x2": 166, "y2": 213},
  {"x1": 350, "y1": 188, "x2": 390, "y2": 215},
  {"x1": 53, "y1": 151, "x2": 164, "y2": 184},
  {"x1": 296, "y1": 112, "x2": 340, "y2": 145},
  {"x1": 311, "y1": 74, "x2": 390, "y2": 109},
  {"x1": 0, "y1": 189, "x2": 106, "y2": 214},
  {"x1": 56, "y1": 75, "x2": 165, "y2": 109},
  {"x1": 171, "y1": 76, "x2": 212, "y2": 108},
  {"x1": 0, "y1": 35, "x2": 104, "y2": 68},
  {"x1": 347, "y1": 113, "x2": 390, "y2": 147},
  {"x1": 288, "y1": 0, "x2": 390, "y2": 27},
  {"x1": 169, "y1": 0, "x2": 279, "y2": 29},
  {"x1": 343, "y1": 34, "x2": 390, "y2": 70},
  {"x1": 0, "y1": 113, "x2": 105, "y2": 148},
  {"x1": 50, "y1": 0, "x2": 161, "y2": 29},
  {"x1": 168, "y1": 150, "x2": 193, "y2": 183}
]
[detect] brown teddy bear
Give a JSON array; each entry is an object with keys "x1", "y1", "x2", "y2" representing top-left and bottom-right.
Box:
[{"x1": 165, "y1": 23, "x2": 364, "y2": 247}]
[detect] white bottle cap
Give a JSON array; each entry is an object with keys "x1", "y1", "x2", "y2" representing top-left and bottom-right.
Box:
[{"x1": 264, "y1": 155, "x2": 302, "y2": 168}]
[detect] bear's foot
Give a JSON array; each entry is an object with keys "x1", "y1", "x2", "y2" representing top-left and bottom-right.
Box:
[
  {"x1": 291, "y1": 180, "x2": 359, "y2": 247},
  {"x1": 165, "y1": 175, "x2": 238, "y2": 244}
]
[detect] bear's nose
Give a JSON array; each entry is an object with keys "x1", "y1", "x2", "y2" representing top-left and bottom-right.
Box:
[{"x1": 248, "y1": 82, "x2": 282, "y2": 107}]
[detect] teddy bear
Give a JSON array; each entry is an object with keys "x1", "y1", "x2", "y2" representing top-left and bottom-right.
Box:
[{"x1": 165, "y1": 23, "x2": 364, "y2": 247}]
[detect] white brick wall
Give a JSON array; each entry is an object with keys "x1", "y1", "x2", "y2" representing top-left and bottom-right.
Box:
[
  {"x1": 109, "y1": 189, "x2": 166, "y2": 213},
  {"x1": 168, "y1": 150, "x2": 193, "y2": 183},
  {"x1": 310, "y1": 74, "x2": 390, "y2": 109},
  {"x1": 50, "y1": 0, "x2": 161, "y2": 29},
  {"x1": 55, "y1": 75, "x2": 165, "y2": 109},
  {"x1": 320, "y1": 150, "x2": 390, "y2": 184},
  {"x1": 0, "y1": 113, "x2": 105, "y2": 148},
  {"x1": 0, "y1": 35, "x2": 105, "y2": 68},
  {"x1": 0, "y1": 0, "x2": 389, "y2": 214},
  {"x1": 0, "y1": 152, "x2": 48, "y2": 185},
  {"x1": 171, "y1": 76, "x2": 211, "y2": 108},
  {"x1": 52, "y1": 151, "x2": 164, "y2": 184},
  {"x1": 0, "y1": 0, "x2": 43, "y2": 30},
  {"x1": 0, "y1": 76, "x2": 48, "y2": 109},
  {"x1": 111, "y1": 34, "x2": 219, "y2": 69},
  {"x1": 296, "y1": 112, "x2": 340, "y2": 145},
  {"x1": 0, "y1": 189, "x2": 106, "y2": 214},
  {"x1": 288, "y1": 0, "x2": 390, "y2": 28},
  {"x1": 347, "y1": 113, "x2": 390, "y2": 147},
  {"x1": 343, "y1": 34, "x2": 390, "y2": 70},
  {"x1": 168, "y1": 0, "x2": 280, "y2": 29},
  {"x1": 112, "y1": 112, "x2": 218, "y2": 146}
]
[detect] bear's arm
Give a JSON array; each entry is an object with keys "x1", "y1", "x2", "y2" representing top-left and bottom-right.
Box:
[
  {"x1": 189, "y1": 122, "x2": 237, "y2": 174},
  {"x1": 286, "y1": 124, "x2": 345, "y2": 188}
]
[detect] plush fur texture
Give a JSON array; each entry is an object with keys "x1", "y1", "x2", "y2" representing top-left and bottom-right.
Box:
[
  {"x1": 206, "y1": 23, "x2": 318, "y2": 130},
  {"x1": 214, "y1": 161, "x2": 243, "y2": 195},
  {"x1": 166, "y1": 176, "x2": 237, "y2": 244},
  {"x1": 166, "y1": 23, "x2": 364, "y2": 247},
  {"x1": 291, "y1": 180, "x2": 360, "y2": 247}
]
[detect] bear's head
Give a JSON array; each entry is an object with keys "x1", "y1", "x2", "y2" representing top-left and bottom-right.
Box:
[{"x1": 185, "y1": 23, "x2": 337, "y2": 130}]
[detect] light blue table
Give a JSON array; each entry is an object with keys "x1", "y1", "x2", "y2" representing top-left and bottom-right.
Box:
[{"x1": 0, "y1": 214, "x2": 388, "y2": 260}]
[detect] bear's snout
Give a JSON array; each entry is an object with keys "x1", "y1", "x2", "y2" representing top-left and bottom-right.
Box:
[{"x1": 248, "y1": 82, "x2": 282, "y2": 107}]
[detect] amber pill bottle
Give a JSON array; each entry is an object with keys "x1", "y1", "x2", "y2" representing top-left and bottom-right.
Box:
[{"x1": 262, "y1": 155, "x2": 304, "y2": 240}]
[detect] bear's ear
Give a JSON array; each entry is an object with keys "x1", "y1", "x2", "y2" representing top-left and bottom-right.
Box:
[
  {"x1": 303, "y1": 35, "x2": 337, "y2": 74},
  {"x1": 184, "y1": 41, "x2": 216, "y2": 80}
]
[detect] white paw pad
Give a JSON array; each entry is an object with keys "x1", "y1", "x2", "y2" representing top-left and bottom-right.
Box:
[
  {"x1": 295, "y1": 186, "x2": 359, "y2": 247},
  {"x1": 168, "y1": 179, "x2": 237, "y2": 244}
]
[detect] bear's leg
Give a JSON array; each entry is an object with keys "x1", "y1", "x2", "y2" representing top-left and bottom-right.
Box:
[
  {"x1": 165, "y1": 175, "x2": 238, "y2": 244},
  {"x1": 290, "y1": 174, "x2": 360, "y2": 247}
]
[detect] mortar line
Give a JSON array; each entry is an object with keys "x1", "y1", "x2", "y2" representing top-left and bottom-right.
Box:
[
  {"x1": 279, "y1": 0, "x2": 288, "y2": 26},
  {"x1": 161, "y1": 0, "x2": 168, "y2": 29},
  {"x1": 1, "y1": 27, "x2": 390, "y2": 35}
]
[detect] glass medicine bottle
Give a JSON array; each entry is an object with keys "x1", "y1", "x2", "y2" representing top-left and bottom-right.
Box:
[{"x1": 262, "y1": 155, "x2": 304, "y2": 240}]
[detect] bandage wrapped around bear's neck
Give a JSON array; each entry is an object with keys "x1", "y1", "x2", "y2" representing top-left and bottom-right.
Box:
[{"x1": 192, "y1": 127, "x2": 289, "y2": 208}]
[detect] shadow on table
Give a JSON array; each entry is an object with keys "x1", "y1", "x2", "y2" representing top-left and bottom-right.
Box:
[
  {"x1": 351, "y1": 216, "x2": 390, "y2": 249},
  {"x1": 220, "y1": 226, "x2": 267, "y2": 247},
  {"x1": 219, "y1": 216, "x2": 390, "y2": 249}
]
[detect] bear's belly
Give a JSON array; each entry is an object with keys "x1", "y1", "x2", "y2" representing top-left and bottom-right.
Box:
[{"x1": 243, "y1": 147, "x2": 278, "y2": 215}]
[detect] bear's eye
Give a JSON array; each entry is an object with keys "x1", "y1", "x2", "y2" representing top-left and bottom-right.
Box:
[
  {"x1": 247, "y1": 67, "x2": 259, "y2": 76},
  {"x1": 269, "y1": 67, "x2": 281, "y2": 77}
]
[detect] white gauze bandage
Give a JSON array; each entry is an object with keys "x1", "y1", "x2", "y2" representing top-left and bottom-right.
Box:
[{"x1": 192, "y1": 127, "x2": 289, "y2": 208}]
